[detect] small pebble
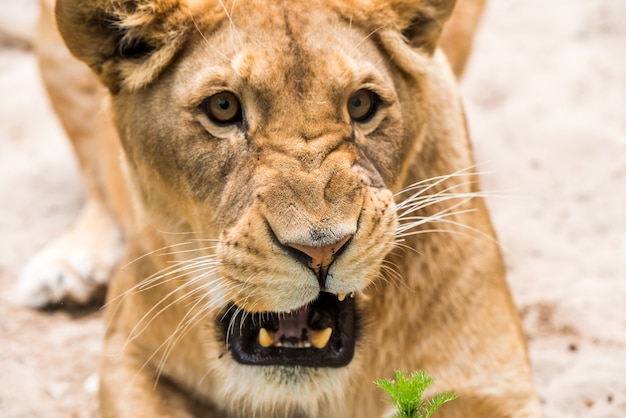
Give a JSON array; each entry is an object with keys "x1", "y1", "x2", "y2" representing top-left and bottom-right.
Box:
[
  {"x1": 46, "y1": 381, "x2": 70, "y2": 400},
  {"x1": 83, "y1": 373, "x2": 99, "y2": 395}
]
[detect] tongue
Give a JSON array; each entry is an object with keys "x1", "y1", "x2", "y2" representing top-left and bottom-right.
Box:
[{"x1": 276, "y1": 306, "x2": 311, "y2": 344}]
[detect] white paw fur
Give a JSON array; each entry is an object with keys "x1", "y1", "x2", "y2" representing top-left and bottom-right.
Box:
[{"x1": 16, "y1": 201, "x2": 124, "y2": 308}]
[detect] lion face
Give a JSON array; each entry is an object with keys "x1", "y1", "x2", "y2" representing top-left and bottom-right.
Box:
[{"x1": 110, "y1": 2, "x2": 419, "y2": 370}]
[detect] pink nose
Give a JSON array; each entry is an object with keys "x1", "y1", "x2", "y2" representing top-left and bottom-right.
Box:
[{"x1": 288, "y1": 235, "x2": 352, "y2": 288}]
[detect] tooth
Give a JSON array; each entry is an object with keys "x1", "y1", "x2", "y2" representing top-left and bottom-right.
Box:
[
  {"x1": 258, "y1": 328, "x2": 274, "y2": 348},
  {"x1": 310, "y1": 327, "x2": 332, "y2": 349},
  {"x1": 338, "y1": 294, "x2": 346, "y2": 302}
]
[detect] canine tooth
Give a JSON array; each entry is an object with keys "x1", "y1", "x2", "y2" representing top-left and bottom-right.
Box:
[
  {"x1": 338, "y1": 294, "x2": 346, "y2": 302},
  {"x1": 258, "y1": 328, "x2": 274, "y2": 348},
  {"x1": 310, "y1": 327, "x2": 332, "y2": 349}
]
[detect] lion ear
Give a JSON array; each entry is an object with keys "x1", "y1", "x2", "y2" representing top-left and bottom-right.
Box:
[
  {"x1": 386, "y1": 0, "x2": 456, "y2": 54},
  {"x1": 55, "y1": 0, "x2": 190, "y2": 93}
]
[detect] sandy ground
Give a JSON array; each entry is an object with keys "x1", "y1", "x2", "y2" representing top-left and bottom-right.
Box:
[{"x1": 0, "y1": 1, "x2": 625, "y2": 417}]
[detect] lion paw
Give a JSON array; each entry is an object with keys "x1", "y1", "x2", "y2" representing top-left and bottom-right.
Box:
[{"x1": 16, "y1": 202, "x2": 125, "y2": 308}]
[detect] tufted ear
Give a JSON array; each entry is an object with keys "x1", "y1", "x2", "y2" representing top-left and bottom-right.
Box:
[
  {"x1": 55, "y1": 0, "x2": 190, "y2": 93},
  {"x1": 384, "y1": 0, "x2": 457, "y2": 54}
]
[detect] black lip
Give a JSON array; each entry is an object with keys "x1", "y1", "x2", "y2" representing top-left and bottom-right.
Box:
[{"x1": 221, "y1": 292, "x2": 357, "y2": 367}]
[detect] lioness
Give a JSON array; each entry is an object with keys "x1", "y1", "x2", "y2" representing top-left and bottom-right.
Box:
[{"x1": 20, "y1": 0, "x2": 544, "y2": 416}]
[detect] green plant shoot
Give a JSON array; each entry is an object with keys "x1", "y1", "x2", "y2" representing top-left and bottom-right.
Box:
[{"x1": 375, "y1": 370, "x2": 456, "y2": 418}]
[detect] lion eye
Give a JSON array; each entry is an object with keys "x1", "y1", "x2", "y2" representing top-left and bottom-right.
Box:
[
  {"x1": 202, "y1": 92, "x2": 242, "y2": 125},
  {"x1": 347, "y1": 89, "x2": 378, "y2": 122}
]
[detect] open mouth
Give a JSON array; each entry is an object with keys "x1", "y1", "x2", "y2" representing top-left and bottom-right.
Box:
[{"x1": 221, "y1": 292, "x2": 357, "y2": 367}]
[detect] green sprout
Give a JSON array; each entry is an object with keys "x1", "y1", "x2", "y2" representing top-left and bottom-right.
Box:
[{"x1": 375, "y1": 370, "x2": 457, "y2": 418}]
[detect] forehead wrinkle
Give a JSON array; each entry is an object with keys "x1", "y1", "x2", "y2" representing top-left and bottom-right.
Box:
[
  {"x1": 216, "y1": 1, "x2": 365, "y2": 87},
  {"x1": 231, "y1": 50, "x2": 255, "y2": 82}
]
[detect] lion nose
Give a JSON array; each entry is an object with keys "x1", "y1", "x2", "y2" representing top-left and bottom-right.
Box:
[{"x1": 288, "y1": 235, "x2": 352, "y2": 289}]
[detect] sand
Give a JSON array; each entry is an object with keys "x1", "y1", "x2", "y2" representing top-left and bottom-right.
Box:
[{"x1": 1, "y1": 0, "x2": 624, "y2": 417}]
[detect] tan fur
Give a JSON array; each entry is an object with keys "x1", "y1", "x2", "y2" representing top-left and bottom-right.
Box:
[{"x1": 32, "y1": 0, "x2": 545, "y2": 416}]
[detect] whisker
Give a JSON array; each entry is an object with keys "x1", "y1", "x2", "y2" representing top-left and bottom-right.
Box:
[
  {"x1": 124, "y1": 271, "x2": 222, "y2": 347},
  {"x1": 405, "y1": 217, "x2": 499, "y2": 243},
  {"x1": 119, "y1": 239, "x2": 209, "y2": 270},
  {"x1": 384, "y1": 240, "x2": 419, "y2": 255},
  {"x1": 396, "y1": 202, "x2": 499, "y2": 244},
  {"x1": 160, "y1": 243, "x2": 219, "y2": 257},
  {"x1": 102, "y1": 266, "x2": 205, "y2": 327},
  {"x1": 392, "y1": 165, "x2": 509, "y2": 254},
  {"x1": 226, "y1": 306, "x2": 245, "y2": 348},
  {"x1": 397, "y1": 193, "x2": 477, "y2": 220},
  {"x1": 379, "y1": 262, "x2": 409, "y2": 291},
  {"x1": 393, "y1": 163, "x2": 491, "y2": 198},
  {"x1": 396, "y1": 206, "x2": 478, "y2": 234},
  {"x1": 154, "y1": 288, "x2": 228, "y2": 384},
  {"x1": 396, "y1": 178, "x2": 483, "y2": 212},
  {"x1": 218, "y1": 0, "x2": 242, "y2": 46},
  {"x1": 137, "y1": 265, "x2": 219, "y2": 295},
  {"x1": 189, "y1": 11, "x2": 233, "y2": 63},
  {"x1": 105, "y1": 258, "x2": 219, "y2": 310},
  {"x1": 128, "y1": 281, "x2": 234, "y2": 390},
  {"x1": 133, "y1": 281, "x2": 237, "y2": 376},
  {"x1": 349, "y1": 25, "x2": 384, "y2": 55}
]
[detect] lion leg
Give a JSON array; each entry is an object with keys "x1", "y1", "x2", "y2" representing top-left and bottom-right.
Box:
[
  {"x1": 16, "y1": 0, "x2": 130, "y2": 307},
  {"x1": 100, "y1": 362, "x2": 198, "y2": 417},
  {"x1": 436, "y1": 392, "x2": 545, "y2": 418},
  {"x1": 100, "y1": 333, "x2": 210, "y2": 418}
]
